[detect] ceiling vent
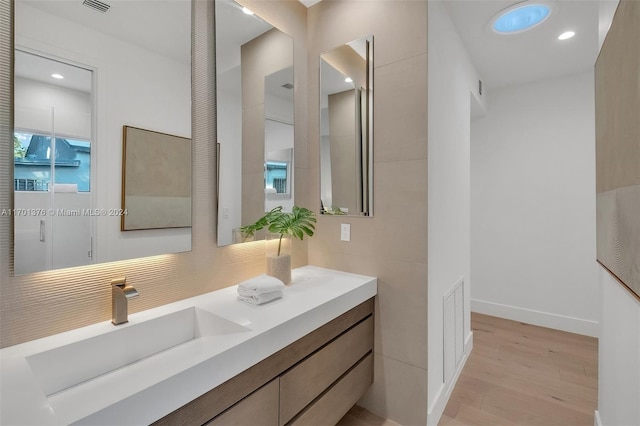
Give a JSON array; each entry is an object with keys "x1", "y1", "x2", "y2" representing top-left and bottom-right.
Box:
[
  {"x1": 82, "y1": 0, "x2": 110, "y2": 13},
  {"x1": 281, "y1": 83, "x2": 294, "y2": 90}
]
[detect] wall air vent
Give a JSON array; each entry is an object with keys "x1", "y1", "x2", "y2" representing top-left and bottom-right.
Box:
[
  {"x1": 82, "y1": 0, "x2": 110, "y2": 13},
  {"x1": 281, "y1": 83, "x2": 294, "y2": 90}
]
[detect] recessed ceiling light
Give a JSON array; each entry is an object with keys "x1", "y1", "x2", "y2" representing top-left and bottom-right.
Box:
[
  {"x1": 51, "y1": 73, "x2": 64, "y2": 79},
  {"x1": 558, "y1": 31, "x2": 575, "y2": 40},
  {"x1": 345, "y1": 77, "x2": 353, "y2": 83},
  {"x1": 242, "y1": 7, "x2": 253, "y2": 15},
  {"x1": 490, "y1": 2, "x2": 552, "y2": 34}
]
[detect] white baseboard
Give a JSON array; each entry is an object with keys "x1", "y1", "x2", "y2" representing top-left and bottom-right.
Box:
[
  {"x1": 427, "y1": 331, "x2": 474, "y2": 426},
  {"x1": 471, "y1": 299, "x2": 599, "y2": 337},
  {"x1": 464, "y1": 329, "x2": 473, "y2": 353},
  {"x1": 594, "y1": 410, "x2": 602, "y2": 426}
]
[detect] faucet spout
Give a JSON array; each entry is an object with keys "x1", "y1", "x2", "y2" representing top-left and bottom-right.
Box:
[{"x1": 111, "y1": 277, "x2": 139, "y2": 325}]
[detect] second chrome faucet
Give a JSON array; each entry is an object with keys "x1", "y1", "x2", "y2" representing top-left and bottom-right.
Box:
[{"x1": 111, "y1": 277, "x2": 139, "y2": 325}]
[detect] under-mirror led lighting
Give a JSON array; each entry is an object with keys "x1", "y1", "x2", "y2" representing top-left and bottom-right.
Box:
[
  {"x1": 491, "y1": 3, "x2": 551, "y2": 34},
  {"x1": 51, "y1": 73, "x2": 64, "y2": 79},
  {"x1": 242, "y1": 6, "x2": 253, "y2": 15},
  {"x1": 344, "y1": 77, "x2": 353, "y2": 83},
  {"x1": 558, "y1": 31, "x2": 575, "y2": 40}
]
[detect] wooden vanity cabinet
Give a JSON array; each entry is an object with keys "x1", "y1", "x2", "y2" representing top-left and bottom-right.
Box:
[
  {"x1": 205, "y1": 379, "x2": 279, "y2": 426},
  {"x1": 280, "y1": 316, "x2": 373, "y2": 424},
  {"x1": 152, "y1": 298, "x2": 374, "y2": 426}
]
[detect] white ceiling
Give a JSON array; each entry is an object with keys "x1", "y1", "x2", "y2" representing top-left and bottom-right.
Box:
[
  {"x1": 20, "y1": 0, "x2": 613, "y2": 97},
  {"x1": 20, "y1": 0, "x2": 191, "y2": 64},
  {"x1": 298, "y1": 0, "x2": 322, "y2": 8},
  {"x1": 442, "y1": 0, "x2": 604, "y2": 90},
  {"x1": 216, "y1": 0, "x2": 273, "y2": 75},
  {"x1": 15, "y1": 50, "x2": 93, "y2": 92},
  {"x1": 16, "y1": 0, "x2": 191, "y2": 94},
  {"x1": 300, "y1": 0, "x2": 614, "y2": 91}
]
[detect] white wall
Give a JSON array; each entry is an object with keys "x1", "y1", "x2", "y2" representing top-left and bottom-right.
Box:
[
  {"x1": 470, "y1": 72, "x2": 599, "y2": 337},
  {"x1": 16, "y1": 2, "x2": 191, "y2": 265},
  {"x1": 13, "y1": 192, "x2": 91, "y2": 275},
  {"x1": 597, "y1": 267, "x2": 640, "y2": 426},
  {"x1": 427, "y1": 2, "x2": 482, "y2": 423},
  {"x1": 14, "y1": 77, "x2": 91, "y2": 139},
  {"x1": 217, "y1": 68, "x2": 243, "y2": 246}
]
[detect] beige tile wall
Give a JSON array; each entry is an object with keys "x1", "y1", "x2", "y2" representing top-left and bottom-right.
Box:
[
  {"x1": 328, "y1": 89, "x2": 358, "y2": 213},
  {"x1": 595, "y1": 0, "x2": 640, "y2": 194},
  {"x1": 595, "y1": 0, "x2": 640, "y2": 298},
  {"x1": 0, "y1": 0, "x2": 309, "y2": 349},
  {"x1": 307, "y1": 1, "x2": 428, "y2": 424}
]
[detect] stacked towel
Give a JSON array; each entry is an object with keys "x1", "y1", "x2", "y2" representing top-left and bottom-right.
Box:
[{"x1": 237, "y1": 274, "x2": 285, "y2": 305}]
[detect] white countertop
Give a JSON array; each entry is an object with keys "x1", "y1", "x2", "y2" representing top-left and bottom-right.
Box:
[{"x1": 0, "y1": 266, "x2": 377, "y2": 425}]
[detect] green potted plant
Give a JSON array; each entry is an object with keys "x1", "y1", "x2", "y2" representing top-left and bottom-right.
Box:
[
  {"x1": 234, "y1": 207, "x2": 283, "y2": 243},
  {"x1": 267, "y1": 205, "x2": 316, "y2": 253},
  {"x1": 265, "y1": 205, "x2": 316, "y2": 285},
  {"x1": 322, "y1": 206, "x2": 347, "y2": 215},
  {"x1": 240, "y1": 206, "x2": 316, "y2": 284}
]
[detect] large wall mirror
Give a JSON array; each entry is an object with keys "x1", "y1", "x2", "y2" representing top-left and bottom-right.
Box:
[
  {"x1": 216, "y1": 0, "x2": 294, "y2": 246},
  {"x1": 13, "y1": 0, "x2": 192, "y2": 275},
  {"x1": 320, "y1": 36, "x2": 373, "y2": 217}
]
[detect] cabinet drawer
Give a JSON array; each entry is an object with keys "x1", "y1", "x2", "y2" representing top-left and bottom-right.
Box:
[
  {"x1": 289, "y1": 353, "x2": 373, "y2": 426},
  {"x1": 206, "y1": 379, "x2": 279, "y2": 426},
  {"x1": 280, "y1": 316, "x2": 373, "y2": 425}
]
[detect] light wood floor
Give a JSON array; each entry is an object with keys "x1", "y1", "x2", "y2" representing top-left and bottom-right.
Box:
[
  {"x1": 337, "y1": 405, "x2": 400, "y2": 426},
  {"x1": 337, "y1": 313, "x2": 598, "y2": 426},
  {"x1": 440, "y1": 313, "x2": 598, "y2": 426}
]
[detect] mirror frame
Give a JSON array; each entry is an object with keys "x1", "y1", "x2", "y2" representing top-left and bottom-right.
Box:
[{"x1": 319, "y1": 35, "x2": 374, "y2": 217}]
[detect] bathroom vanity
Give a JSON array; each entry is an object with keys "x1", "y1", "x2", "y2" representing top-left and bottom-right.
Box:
[
  {"x1": 155, "y1": 295, "x2": 373, "y2": 425},
  {"x1": 0, "y1": 266, "x2": 376, "y2": 425}
]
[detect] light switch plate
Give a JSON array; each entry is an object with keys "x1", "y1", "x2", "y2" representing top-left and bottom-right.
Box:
[{"x1": 340, "y1": 223, "x2": 351, "y2": 242}]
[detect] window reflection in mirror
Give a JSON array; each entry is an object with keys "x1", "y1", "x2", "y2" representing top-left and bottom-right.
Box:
[
  {"x1": 265, "y1": 161, "x2": 288, "y2": 194},
  {"x1": 216, "y1": 0, "x2": 294, "y2": 246},
  {"x1": 320, "y1": 36, "x2": 373, "y2": 217},
  {"x1": 265, "y1": 146, "x2": 293, "y2": 212}
]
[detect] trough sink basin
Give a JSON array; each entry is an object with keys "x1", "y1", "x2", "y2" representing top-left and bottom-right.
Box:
[{"x1": 25, "y1": 307, "x2": 250, "y2": 397}]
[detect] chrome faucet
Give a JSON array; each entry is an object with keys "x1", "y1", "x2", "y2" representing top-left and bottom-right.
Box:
[{"x1": 111, "y1": 277, "x2": 139, "y2": 325}]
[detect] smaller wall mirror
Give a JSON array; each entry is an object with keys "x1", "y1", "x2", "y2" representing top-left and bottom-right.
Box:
[
  {"x1": 320, "y1": 35, "x2": 373, "y2": 217},
  {"x1": 216, "y1": 0, "x2": 294, "y2": 246}
]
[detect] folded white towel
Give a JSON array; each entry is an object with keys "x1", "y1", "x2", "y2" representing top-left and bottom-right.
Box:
[
  {"x1": 237, "y1": 290, "x2": 283, "y2": 305},
  {"x1": 237, "y1": 274, "x2": 285, "y2": 295}
]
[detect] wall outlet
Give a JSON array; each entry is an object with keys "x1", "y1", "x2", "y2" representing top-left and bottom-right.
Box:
[{"x1": 340, "y1": 223, "x2": 351, "y2": 242}]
